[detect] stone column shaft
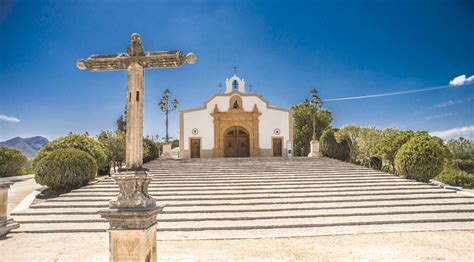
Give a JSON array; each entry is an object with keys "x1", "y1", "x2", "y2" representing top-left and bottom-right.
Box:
[
  {"x1": 126, "y1": 62, "x2": 145, "y2": 168},
  {"x1": 0, "y1": 184, "x2": 9, "y2": 221},
  {"x1": 1, "y1": 182, "x2": 19, "y2": 236}
]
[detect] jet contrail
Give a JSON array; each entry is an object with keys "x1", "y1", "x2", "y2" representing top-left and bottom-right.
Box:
[{"x1": 323, "y1": 82, "x2": 474, "y2": 102}]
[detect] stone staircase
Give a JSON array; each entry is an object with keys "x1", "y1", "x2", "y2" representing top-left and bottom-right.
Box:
[{"x1": 11, "y1": 157, "x2": 474, "y2": 240}]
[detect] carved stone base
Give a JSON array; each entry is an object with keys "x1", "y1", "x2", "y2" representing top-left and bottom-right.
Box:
[
  {"x1": 99, "y1": 168, "x2": 162, "y2": 261},
  {"x1": 308, "y1": 140, "x2": 321, "y2": 158},
  {"x1": 110, "y1": 168, "x2": 155, "y2": 209},
  {"x1": 108, "y1": 224, "x2": 157, "y2": 262}
]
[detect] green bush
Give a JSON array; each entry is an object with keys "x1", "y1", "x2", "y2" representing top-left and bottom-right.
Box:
[
  {"x1": 143, "y1": 138, "x2": 159, "y2": 163},
  {"x1": 98, "y1": 130, "x2": 125, "y2": 174},
  {"x1": 319, "y1": 129, "x2": 350, "y2": 161},
  {"x1": 33, "y1": 134, "x2": 106, "y2": 175},
  {"x1": 369, "y1": 156, "x2": 382, "y2": 170},
  {"x1": 435, "y1": 168, "x2": 474, "y2": 189},
  {"x1": 0, "y1": 147, "x2": 28, "y2": 177},
  {"x1": 395, "y1": 134, "x2": 446, "y2": 182},
  {"x1": 452, "y1": 159, "x2": 474, "y2": 174},
  {"x1": 34, "y1": 148, "x2": 97, "y2": 193}
]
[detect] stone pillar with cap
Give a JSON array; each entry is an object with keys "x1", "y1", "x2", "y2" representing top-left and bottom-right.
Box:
[
  {"x1": 0, "y1": 182, "x2": 19, "y2": 236},
  {"x1": 308, "y1": 140, "x2": 321, "y2": 158}
]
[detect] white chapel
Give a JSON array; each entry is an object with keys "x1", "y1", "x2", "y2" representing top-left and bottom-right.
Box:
[{"x1": 179, "y1": 74, "x2": 293, "y2": 159}]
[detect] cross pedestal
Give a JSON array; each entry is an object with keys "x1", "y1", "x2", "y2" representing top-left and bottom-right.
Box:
[
  {"x1": 161, "y1": 143, "x2": 172, "y2": 159},
  {"x1": 0, "y1": 182, "x2": 19, "y2": 236},
  {"x1": 78, "y1": 33, "x2": 195, "y2": 261},
  {"x1": 98, "y1": 170, "x2": 163, "y2": 262},
  {"x1": 308, "y1": 140, "x2": 321, "y2": 158}
]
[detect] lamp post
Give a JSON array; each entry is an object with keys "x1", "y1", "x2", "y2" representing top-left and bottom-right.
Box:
[
  {"x1": 307, "y1": 88, "x2": 323, "y2": 157},
  {"x1": 309, "y1": 88, "x2": 323, "y2": 140},
  {"x1": 159, "y1": 89, "x2": 179, "y2": 143}
]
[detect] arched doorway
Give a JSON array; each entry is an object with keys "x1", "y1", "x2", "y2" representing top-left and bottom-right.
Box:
[{"x1": 224, "y1": 126, "x2": 250, "y2": 157}]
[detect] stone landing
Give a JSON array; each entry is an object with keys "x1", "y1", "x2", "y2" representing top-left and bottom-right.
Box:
[{"x1": 11, "y1": 157, "x2": 474, "y2": 239}]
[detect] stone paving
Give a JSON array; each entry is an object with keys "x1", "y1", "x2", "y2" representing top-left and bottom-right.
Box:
[{"x1": 11, "y1": 157, "x2": 474, "y2": 240}]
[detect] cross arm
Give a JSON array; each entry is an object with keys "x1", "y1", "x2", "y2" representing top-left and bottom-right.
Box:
[
  {"x1": 77, "y1": 53, "x2": 133, "y2": 71},
  {"x1": 139, "y1": 51, "x2": 188, "y2": 68}
]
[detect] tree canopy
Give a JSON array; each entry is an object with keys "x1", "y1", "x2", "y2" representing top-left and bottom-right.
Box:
[{"x1": 292, "y1": 103, "x2": 332, "y2": 156}]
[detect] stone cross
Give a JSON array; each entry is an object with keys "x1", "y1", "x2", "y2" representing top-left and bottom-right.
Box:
[
  {"x1": 77, "y1": 33, "x2": 196, "y2": 169},
  {"x1": 77, "y1": 33, "x2": 195, "y2": 262}
]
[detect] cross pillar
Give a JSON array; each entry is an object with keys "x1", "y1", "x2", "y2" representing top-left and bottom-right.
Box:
[
  {"x1": 77, "y1": 33, "x2": 195, "y2": 261},
  {"x1": 126, "y1": 62, "x2": 145, "y2": 168}
]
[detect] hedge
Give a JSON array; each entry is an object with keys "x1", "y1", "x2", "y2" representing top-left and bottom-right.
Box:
[
  {"x1": 435, "y1": 168, "x2": 474, "y2": 189},
  {"x1": 34, "y1": 148, "x2": 97, "y2": 193},
  {"x1": 319, "y1": 129, "x2": 350, "y2": 161},
  {"x1": 451, "y1": 159, "x2": 474, "y2": 174},
  {"x1": 395, "y1": 134, "x2": 446, "y2": 182},
  {"x1": 0, "y1": 147, "x2": 28, "y2": 177},
  {"x1": 33, "y1": 134, "x2": 107, "y2": 175}
]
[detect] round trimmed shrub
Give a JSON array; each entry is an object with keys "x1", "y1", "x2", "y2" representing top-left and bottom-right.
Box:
[
  {"x1": 395, "y1": 134, "x2": 446, "y2": 182},
  {"x1": 143, "y1": 138, "x2": 159, "y2": 163},
  {"x1": 319, "y1": 129, "x2": 350, "y2": 161},
  {"x1": 33, "y1": 134, "x2": 106, "y2": 175},
  {"x1": 34, "y1": 148, "x2": 97, "y2": 193},
  {"x1": 0, "y1": 147, "x2": 28, "y2": 177}
]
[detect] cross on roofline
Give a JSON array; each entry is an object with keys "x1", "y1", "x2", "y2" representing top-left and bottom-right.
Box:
[{"x1": 232, "y1": 65, "x2": 239, "y2": 74}]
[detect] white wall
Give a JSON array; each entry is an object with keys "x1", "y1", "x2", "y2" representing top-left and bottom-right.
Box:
[{"x1": 182, "y1": 94, "x2": 290, "y2": 151}]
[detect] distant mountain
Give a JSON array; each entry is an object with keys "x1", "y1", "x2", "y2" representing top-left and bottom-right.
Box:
[{"x1": 0, "y1": 136, "x2": 49, "y2": 158}]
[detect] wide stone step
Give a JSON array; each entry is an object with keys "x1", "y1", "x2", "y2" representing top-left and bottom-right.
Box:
[
  {"x1": 30, "y1": 193, "x2": 466, "y2": 208},
  {"x1": 63, "y1": 184, "x2": 439, "y2": 197},
  {"x1": 12, "y1": 207, "x2": 103, "y2": 215},
  {"x1": 146, "y1": 174, "x2": 400, "y2": 181},
  {"x1": 46, "y1": 188, "x2": 452, "y2": 202},
  {"x1": 12, "y1": 213, "x2": 474, "y2": 235},
  {"x1": 147, "y1": 170, "x2": 391, "y2": 176},
  {"x1": 157, "y1": 221, "x2": 474, "y2": 240},
  {"x1": 75, "y1": 182, "x2": 428, "y2": 192},
  {"x1": 163, "y1": 198, "x2": 474, "y2": 213},
  {"x1": 156, "y1": 212, "x2": 474, "y2": 230},
  {"x1": 13, "y1": 205, "x2": 474, "y2": 223},
  {"x1": 14, "y1": 198, "x2": 474, "y2": 216},
  {"x1": 149, "y1": 179, "x2": 413, "y2": 187}
]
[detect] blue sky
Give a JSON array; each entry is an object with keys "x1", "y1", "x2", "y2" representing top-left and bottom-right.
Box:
[{"x1": 1, "y1": 0, "x2": 473, "y2": 142}]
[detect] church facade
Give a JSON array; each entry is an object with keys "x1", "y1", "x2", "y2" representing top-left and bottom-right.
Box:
[{"x1": 179, "y1": 75, "x2": 293, "y2": 159}]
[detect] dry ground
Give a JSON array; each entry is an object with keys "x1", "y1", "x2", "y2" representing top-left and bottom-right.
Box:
[{"x1": 1, "y1": 230, "x2": 473, "y2": 261}]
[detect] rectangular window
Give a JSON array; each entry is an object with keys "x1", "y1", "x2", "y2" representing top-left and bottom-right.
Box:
[{"x1": 136, "y1": 91, "x2": 139, "y2": 102}]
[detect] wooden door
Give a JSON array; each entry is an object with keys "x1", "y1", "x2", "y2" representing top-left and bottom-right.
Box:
[
  {"x1": 190, "y1": 139, "x2": 200, "y2": 158},
  {"x1": 273, "y1": 138, "x2": 282, "y2": 157},
  {"x1": 224, "y1": 127, "x2": 250, "y2": 157}
]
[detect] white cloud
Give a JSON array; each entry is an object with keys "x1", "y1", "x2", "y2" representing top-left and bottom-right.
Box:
[
  {"x1": 0, "y1": 114, "x2": 20, "y2": 123},
  {"x1": 430, "y1": 125, "x2": 474, "y2": 140},
  {"x1": 435, "y1": 100, "x2": 456, "y2": 108},
  {"x1": 449, "y1": 74, "x2": 474, "y2": 86},
  {"x1": 424, "y1": 113, "x2": 452, "y2": 120}
]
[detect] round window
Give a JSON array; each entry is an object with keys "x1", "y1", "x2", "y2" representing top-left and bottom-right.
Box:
[
  {"x1": 192, "y1": 128, "x2": 199, "y2": 135},
  {"x1": 274, "y1": 128, "x2": 281, "y2": 135}
]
